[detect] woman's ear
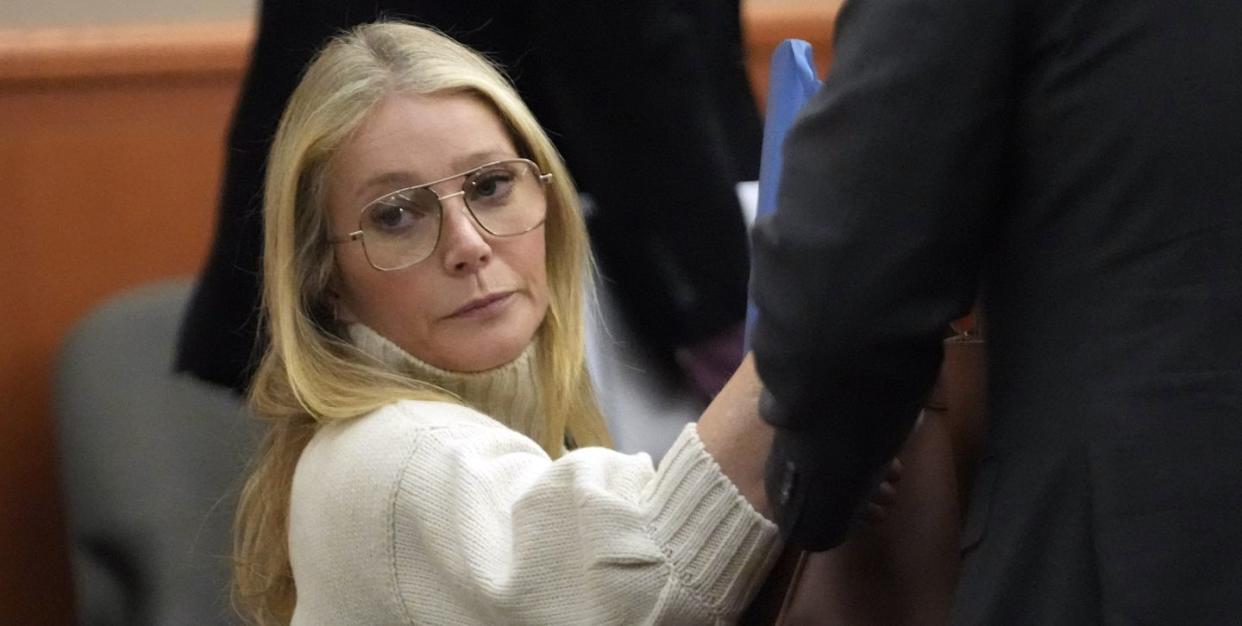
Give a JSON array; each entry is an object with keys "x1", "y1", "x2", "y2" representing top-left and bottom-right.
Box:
[{"x1": 326, "y1": 288, "x2": 360, "y2": 324}]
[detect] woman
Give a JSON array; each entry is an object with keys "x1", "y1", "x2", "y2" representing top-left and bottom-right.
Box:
[{"x1": 234, "y1": 22, "x2": 785, "y2": 625}]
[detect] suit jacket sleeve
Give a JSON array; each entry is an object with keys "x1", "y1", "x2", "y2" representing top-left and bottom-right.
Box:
[{"x1": 750, "y1": 0, "x2": 1017, "y2": 549}]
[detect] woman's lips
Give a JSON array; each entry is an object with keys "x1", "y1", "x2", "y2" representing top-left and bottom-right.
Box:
[{"x1": 448, "y1": 291, "x2": 514, "y2": 319}]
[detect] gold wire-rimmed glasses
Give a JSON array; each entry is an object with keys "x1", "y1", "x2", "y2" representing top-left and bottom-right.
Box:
[{"x1": 329, "y1": 158, "x2": 551, "y2": 271}]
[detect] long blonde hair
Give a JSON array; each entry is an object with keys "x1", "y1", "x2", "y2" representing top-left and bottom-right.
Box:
[{"x1": 233, "y1": 22, "x2": 612, "y2": 625}]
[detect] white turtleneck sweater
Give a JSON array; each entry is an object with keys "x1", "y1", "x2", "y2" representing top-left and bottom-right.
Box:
[{"x1": 286, "y1": 325, "x2": 780, "y2": 625}]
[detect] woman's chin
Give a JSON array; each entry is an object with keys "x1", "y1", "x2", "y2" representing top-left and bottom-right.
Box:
[{"x1": 417, "y1": 300, "x2": 544, "y2": 372}]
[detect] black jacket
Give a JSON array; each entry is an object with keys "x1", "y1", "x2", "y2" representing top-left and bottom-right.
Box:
[{"x1": 751, "y1": 0, "x2": 1242, "y2": 622}]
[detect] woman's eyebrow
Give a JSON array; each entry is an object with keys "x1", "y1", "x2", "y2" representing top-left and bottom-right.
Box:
[
  {"x1": 355, "y1": 150, "x2": 519, "y2": 202},
  {"x1": 356, "y1": 171, "x2": 417, "y2": 202},
  {"x1": 448, "y1": 149, "x2": 516, "y2": 171}
]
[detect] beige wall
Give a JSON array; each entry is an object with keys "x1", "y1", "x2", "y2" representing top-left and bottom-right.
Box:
[
  {"x1": 0, "y1": 0, "x2": 815, "y2": 28},
  {"x1": 0, "y1": 0, "x2": 824, "y2": 29},
  {"x1": 0, "y1": 0, "x2": 256, "y2": 27}
]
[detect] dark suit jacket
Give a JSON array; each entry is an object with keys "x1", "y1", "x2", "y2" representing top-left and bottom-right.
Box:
[
  {"x1": 176, "y1": 0, "x2": 760, "y2": 393},
  {"x1": 750, "y1": 0, "x2": 1242, "y2": 622}
]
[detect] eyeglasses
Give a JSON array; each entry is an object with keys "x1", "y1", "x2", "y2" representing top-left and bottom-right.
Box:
[{"x1": 329, "y1": 158, "x2": 551, "y2": 271}]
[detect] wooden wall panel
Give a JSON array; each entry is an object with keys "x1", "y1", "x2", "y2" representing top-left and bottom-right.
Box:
[
  {"x1": 743, "y1": 1, "x2": 841, "y2": 108},
  {"x1": 0, "y1": 5, "x2": 838, "y2": 623},
  {"x1": 0, "y1": 22, "x2": 250, "y2": 624}
]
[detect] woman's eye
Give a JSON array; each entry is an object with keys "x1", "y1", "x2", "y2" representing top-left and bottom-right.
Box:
[
  {"x1": 368, "y1": 201, "x2": 427, "y2": 232},
  {"x1": 470, "y1": 170, "x2": 516, "y2": 202}
]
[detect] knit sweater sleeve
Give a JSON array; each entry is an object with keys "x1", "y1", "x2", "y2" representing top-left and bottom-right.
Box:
[{"x1": 292, "y1": 400, "x2": 780, "y2": 625}]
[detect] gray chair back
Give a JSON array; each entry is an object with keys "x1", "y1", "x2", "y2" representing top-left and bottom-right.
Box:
[{"x1": 55, "y1": 280, "x2": 257, "y2": 625}]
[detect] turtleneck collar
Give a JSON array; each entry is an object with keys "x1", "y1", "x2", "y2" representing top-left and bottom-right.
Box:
[{"x1": 347, "y1": 323, "x2": 543, "y2": 438}]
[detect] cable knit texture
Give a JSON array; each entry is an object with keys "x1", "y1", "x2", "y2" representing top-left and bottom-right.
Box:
[
  {"x1": 286, "y1": 326, "x2": 781, "y2": 624},
  {"x1": 347, "y1": 322, "x2": 543, "y2": 438}
]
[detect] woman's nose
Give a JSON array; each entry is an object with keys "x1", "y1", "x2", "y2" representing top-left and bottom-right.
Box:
[{"x1": 438, "y1": 198, "x2": 492, "y2": 273}]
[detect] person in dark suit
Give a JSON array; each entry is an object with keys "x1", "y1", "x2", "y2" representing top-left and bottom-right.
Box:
[
  {"x1": 176, "y1": 0, "x2": 759, "y2": 399},
  {"x1": 749, "y1": 0, "x2": 1242, "y2": 622}
]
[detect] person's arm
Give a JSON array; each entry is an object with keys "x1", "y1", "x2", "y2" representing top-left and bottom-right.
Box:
[
  {"x1": 750, "y1": 0, "x2": 1016, "y2": 550},
  {"x1": 324, "y1": 397, "x2": 782, "y2": 624},
  {"x1": 697, "y1": 354, "x2": 775, "y2": 519}
]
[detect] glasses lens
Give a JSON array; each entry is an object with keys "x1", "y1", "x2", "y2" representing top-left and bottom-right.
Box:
[
  {"x1": 360, "y1": 187, "x2": 440, "y2": 270},
  {"x1": 465, "y1": 160, "x2": 547, "y2": 236}
]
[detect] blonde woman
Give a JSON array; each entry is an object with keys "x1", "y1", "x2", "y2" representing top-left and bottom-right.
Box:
[{"x1": 233, "y1": 21, "x2": 796, "y2": 625}]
